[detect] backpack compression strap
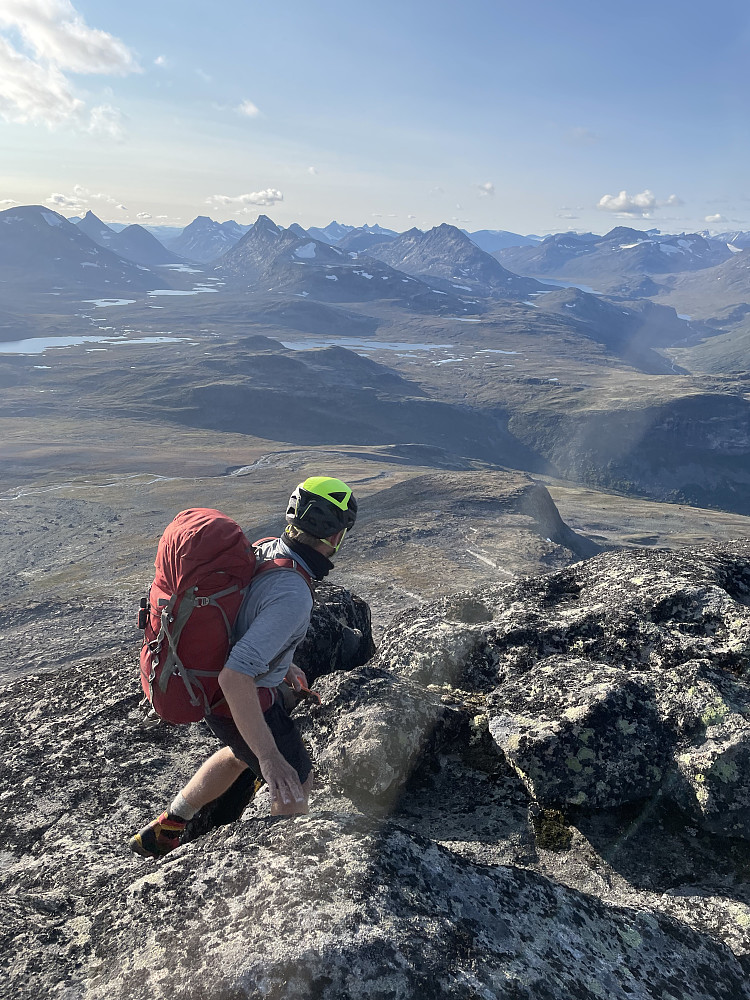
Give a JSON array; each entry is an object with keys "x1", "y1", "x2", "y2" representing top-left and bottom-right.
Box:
[
  {"x1": 252, "y1": 537, "x2": 315, "y2": 595},
  {"x1": 254, "y1": 557, "x2": 315, "y2": 595}
]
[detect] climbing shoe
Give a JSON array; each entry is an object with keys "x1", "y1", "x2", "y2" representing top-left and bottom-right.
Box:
[{"x1": 129, "y1": 811, "x2": 186, "y2": 859}]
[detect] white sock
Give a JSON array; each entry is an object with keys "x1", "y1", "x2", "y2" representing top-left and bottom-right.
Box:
[{"x1": 169, "y1": 791, "x2": 197, "y2": 821}]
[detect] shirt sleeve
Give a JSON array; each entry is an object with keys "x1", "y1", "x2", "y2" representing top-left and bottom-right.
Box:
[{"x1": 224, "y1": 574, "x2": 313, "y2": 680}]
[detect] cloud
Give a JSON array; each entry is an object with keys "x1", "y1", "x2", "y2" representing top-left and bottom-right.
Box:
[
  {"x1": 477, "y1": 182, "x2": 495, "y2": 197},
  {"x1": 0, "y1": 0, "x2": 137, "y2": 73},
  {"x1": 557, "y1": 211, "x2": 580, "y2": 220},
  {"x1": 48, "y1": 184, "x2": 121, "y2": 211},
  {"x1": 596, "y1": 189, "x2": 683, "y2": 217},
  {"x1": 154, "y1": 55, "x2": 166, "y2": 67},
  {"x1": 196, "y1": 68, "x2": 212, "y2": 83},
  {"x1": 84, "y1": 187, "x2": 118, "y2": 204},
  {"x1": 237, "y1": 99, "x2": 260, "y2": 118},
  {"x1": 206, "y1": 189, "x2": 283, "y2": 208},
  {"x1": 705, "y1": 214, "x2": 726, "y2": 224},
  {"x1": 87, "y1": 103, "x2": 125, "y2": 140},
  {"x1": 137, "y1": 212, "x2": 152, "y2": 220},
  {"x1": 116, "y1": 204, "x2": 127, "y2": 211},
  {"x1": 0, "y1": 35, "x2": 83, "y2": 126},
  {"x1": 568, "y1": 126, "x2": 599, "y2": 144},
  {"x1": 0, "y1": 1, "x2": 138, "y2": 132},
  {"x1": 407, "y1": 214, "x2": 416, "y2": 219},
  {"x1": 308, "y1": 166, "x2": 317, "y2": 175},
  {"x1": 155, "y1": 214, "x2": 168, "y2": 219},
  {"x1": 47, "y1": 191, "x2": 81, "y2": 208},
  {"x1": 0, "y1": 198, "x2": 17, "y2": 205}
]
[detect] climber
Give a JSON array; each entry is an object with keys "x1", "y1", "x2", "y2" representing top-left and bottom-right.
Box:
[{"x1": 129, "y1": 475, "x2": 358, "y2": 859}]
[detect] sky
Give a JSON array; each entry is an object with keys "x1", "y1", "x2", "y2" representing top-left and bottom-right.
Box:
[{"x1": 1, "y1": 0, "x2": 749, "y2": 236}]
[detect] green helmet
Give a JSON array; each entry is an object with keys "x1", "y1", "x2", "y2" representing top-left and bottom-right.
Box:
[{"x1": 286, "y1": 476, "x2": 357, "y2": 539}]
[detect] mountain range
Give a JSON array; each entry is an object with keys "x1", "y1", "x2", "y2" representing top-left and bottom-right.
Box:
[
  {"x1": 362, "y1": 223, "x2": 545, "y2": 299},
  {"x1": 215, "y1": 216, "x2": 475, "y2": 312},
  {"x1": 76, "y1": 211, "x2": 187, "y2": 267},
  {"x1": 0, "y1": 206, "x2": 166, "y2": 294},
  {"x1": 496, "y1": 226, "x2": 734, "y2": 294},
  {"x1": 163, "y1": 216, "x2": 252, "y2": 262}
]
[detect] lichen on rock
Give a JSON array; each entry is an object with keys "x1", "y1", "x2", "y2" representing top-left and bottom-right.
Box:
[{"x1": 4, "y1": 546, "x2": 750, "y2": 997}]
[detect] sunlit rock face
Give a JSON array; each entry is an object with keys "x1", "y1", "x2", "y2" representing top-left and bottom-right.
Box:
[
  {"x1": 4, "y1": 551, "x2": 750, "y2": 998},
  {"x1": 378, "y1": 543, "x2": 750, "y2": 838}
]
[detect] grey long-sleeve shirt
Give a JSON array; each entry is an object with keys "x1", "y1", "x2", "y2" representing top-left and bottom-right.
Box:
[{"x1": 223, "y1": 538, "x2": 314, "y2": 688}]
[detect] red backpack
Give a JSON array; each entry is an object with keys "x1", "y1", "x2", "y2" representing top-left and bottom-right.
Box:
[{"x1": 138, "y1": 508, "x2": 312, "y2": 724}]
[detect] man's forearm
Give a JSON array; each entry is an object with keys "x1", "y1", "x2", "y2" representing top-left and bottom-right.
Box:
[{"x1": 218, "y1": 668, "x2": 278, "y2": 762}]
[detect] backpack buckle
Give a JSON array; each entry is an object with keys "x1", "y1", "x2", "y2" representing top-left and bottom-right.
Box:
[{"x1": 195, "y1": 597, "x2": 211, "y2": 607}]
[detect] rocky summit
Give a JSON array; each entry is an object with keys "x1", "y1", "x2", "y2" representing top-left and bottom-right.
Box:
[{"x1": 3, "y1": 549, "x2": 750, "y2": 998}]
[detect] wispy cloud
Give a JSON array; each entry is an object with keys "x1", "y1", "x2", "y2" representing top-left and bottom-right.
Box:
[
  {"x1": 477, "y1": 182, "x2": 495, "y2": 197},
  {"x1": 46, "y1": 184, "x2": 121, "y2": 212},
  {"x1": 76, "y1": 185, "x2": 118, "y2": 204},
  {"x1": 154, "y1": 55, "x2": 166, "y2": 67},
  {"x1": 137, "y1": 212, "x2": 152, "y2": 220},
  {"x1": 308, "y1": 166, "x2": 318, "y2": 175},
  {"x1": 0, "y1": 1, "x2": 138, "y2": 133},
  {"x1": 236, "y1": 99, "x2": 260, "y2": 118},
  {"x1": 47, "y1": 191, "x2": 81, "y2": 208},
  {"x1": 567, "y1": 126, "x2": 599, "y2": 144},
  {"x1": 86, "y1": 103, "x2": 126, "y2": 140},
  {"x1": 705, "y1": 214, "x2": 726, "y2": 224},
  {"x1": 206, "y1": 189, "x2": 283, "y2": 209},
  {"x1": 0, "y1": 0, "x2": 137, "y2": 73},
  {"x1": 597, "y1": 189, "x2": 683, "y2": 217},
  {"x1": 0, "y1": 198, "x2": 17, "y2": 206}
]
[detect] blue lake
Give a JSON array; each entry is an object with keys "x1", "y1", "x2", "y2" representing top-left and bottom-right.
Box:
[{"x1": 0, "y1": 335, "x2": 186, "y2": 355}]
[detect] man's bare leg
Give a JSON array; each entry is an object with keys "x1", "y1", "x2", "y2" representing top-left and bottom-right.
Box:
[{"x1": 179, "y1": 746, "x2": 249, "y2": 813}]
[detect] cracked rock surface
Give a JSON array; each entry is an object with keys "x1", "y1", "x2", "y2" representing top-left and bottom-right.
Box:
[{"x1": 3, "y1": 549, "x2": 750, "y2": 998}]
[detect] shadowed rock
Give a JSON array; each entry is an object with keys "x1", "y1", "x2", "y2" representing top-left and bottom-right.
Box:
[{"x1": 3, "y1": 553, "x2": 750, "y2": 996}]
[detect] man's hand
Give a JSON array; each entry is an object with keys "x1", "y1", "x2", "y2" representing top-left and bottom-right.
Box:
[
  {"x1": 258, "y1": 748, "x2": 305, "y2": 807},
  {"x1": 285, "y1": 662, "x2": 308, "y2": 693}
]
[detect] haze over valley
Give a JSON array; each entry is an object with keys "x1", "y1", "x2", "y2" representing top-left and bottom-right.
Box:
[{"x1": 4, "y1": 198, "x2": 750, "y2": 654}]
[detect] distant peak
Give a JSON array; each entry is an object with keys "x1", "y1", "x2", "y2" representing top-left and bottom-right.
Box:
[
  {"x1": 254, "y1": 214, "x2": 281, "y2": 235},
  {"x1": 430, "y1": 223, "x2": 466, "y2": 239}
]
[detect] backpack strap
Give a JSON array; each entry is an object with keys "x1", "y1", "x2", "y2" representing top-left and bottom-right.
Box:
[
  {"x1": 148, "y1": 582, "x2": 246, "y2": 710},
  {"x1": 254, "y1": 557, "x2": 315, "y2": 596},
  {"x1": 252, "y1": 537, "x2": 315, "y2": 595}
]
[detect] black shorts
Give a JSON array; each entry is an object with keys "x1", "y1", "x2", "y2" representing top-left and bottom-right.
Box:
[{"x1": 204, "y1": 699, "x2": 312, "y2": 785}]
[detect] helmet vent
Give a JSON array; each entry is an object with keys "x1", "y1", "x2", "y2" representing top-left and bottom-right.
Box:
[{"x1": 329, "y1": 491, "x2": 348, "y2": 503}]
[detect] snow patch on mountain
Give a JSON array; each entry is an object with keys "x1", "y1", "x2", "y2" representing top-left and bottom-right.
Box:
[{"x1": 294, "y1": 242, "x2": 317, "y2": 259}]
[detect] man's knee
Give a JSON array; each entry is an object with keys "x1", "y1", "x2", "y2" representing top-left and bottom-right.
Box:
[{"x1": 218, "y1": 746, "x2": 249, "y2": 773}]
